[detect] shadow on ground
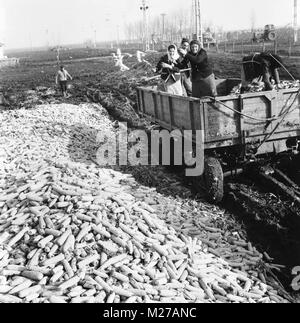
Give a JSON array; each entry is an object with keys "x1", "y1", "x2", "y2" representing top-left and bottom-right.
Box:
[
  {"x1": 67, "y1": 124, "x2": 100, "y2": 165},
  {"x1": 222, "y1": 175, "x2": 300, "y2": 295}
]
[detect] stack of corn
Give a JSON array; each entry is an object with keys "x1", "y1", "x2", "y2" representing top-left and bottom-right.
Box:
[
  {"x1": 0, "y1": 159, "x2": 289, "y2": 303},
  {"x1": 0, "y1": 103, "x2": 289, "y2": 303}
]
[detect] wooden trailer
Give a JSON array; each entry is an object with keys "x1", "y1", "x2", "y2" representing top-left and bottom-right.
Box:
[{"x1": 136, "y1": 79, "x2": 300, "y2": 202}]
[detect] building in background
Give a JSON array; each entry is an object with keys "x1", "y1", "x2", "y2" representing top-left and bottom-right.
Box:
[
  {"x1": 0, "y1": 2, "x2": 19, "y2": 68},
  {"x1": 0, "y1": 42, "x2": 5, "y2": 59}
]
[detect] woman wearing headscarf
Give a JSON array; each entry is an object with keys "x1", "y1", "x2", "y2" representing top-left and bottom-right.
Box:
[
  {"x1": 179, "y1": 40, "x2": 217, "y2": 98},
  {"x1": 156, "y1": 44, "x2": 184, "y2": 96}
]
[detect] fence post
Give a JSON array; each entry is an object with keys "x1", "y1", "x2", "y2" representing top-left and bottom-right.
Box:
[
  {"x1": 232, "y1": 41, "x2": 235, "y2": 53},
  {"x1": 241, "y1": 40, "x2": 244, "y2": 56},
  {"x1": 224, "y1": 40, "x2": 227, "y2": 53},
  {"x1": 289, "y1": 39, "x2": 292, "y2": 57},
  {"x1": 274, "y1": 40, "x2": 277, "y2": 54}
]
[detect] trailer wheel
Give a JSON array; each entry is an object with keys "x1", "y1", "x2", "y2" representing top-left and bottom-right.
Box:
[
  {"x1": 192, "y1": 157, "x2": 224, "y2": 203},
  {"x1": 204, "y1": 157, "x2": 224, "y2": 203}
]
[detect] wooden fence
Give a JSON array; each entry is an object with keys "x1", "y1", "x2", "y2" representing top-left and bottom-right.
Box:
[{"x1": 208, "y1": 40, "x2": 300, "y2": 57}]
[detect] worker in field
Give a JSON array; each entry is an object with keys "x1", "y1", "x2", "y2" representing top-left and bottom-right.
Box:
[
  {"x1": 156, "y1": 44, "x2": 184, "y2": 96},
  {"x1": 178, "y1": 38, "x2": 192, "y2": 97},
  {"x1": 56, "y1": 65, "x2": 73, "y2": 98},
  {"x1": 178, "y1": 39, "x2": 217, "y2": 98},
  {"x1": 241, "y1": 52, "x2": 284, "y2": 93}
]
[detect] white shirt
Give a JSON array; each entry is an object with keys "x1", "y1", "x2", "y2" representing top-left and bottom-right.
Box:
[{"x1": 56, "y1": 69, "x2": 72, "y2": 83}]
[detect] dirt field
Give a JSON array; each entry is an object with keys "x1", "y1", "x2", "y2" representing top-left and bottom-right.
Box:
[{"x1": 1, "y1": 48, "x2": 300, "y2": 302}]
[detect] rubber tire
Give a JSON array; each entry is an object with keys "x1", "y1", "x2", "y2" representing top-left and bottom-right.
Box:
[
  {"x1": 203, "y1": 157, "x2": 224, "y2": 203},
  {"x1": 267, "y1": 32, "x2": 276, "y2": 41}
]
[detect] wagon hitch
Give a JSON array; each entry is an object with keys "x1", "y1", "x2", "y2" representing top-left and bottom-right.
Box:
[{"x1": 249, "y1": 165, "x2": 300, "y2": 207}]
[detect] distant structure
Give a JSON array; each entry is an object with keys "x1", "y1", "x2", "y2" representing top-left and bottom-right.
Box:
[
  {"x1": 252, "y1": 24, "x2": 277, "y2": 43},
  {"x1": 0, "y1": 3, "x2": 19, "y2": 68},
  {"x1": 0, "y1": 42, "x2": 5, "y2": 59},
  {"x1": 0, "y1": 1, "x2": 5, "y2": 57}
]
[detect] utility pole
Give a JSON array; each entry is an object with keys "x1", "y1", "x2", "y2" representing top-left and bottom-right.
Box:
[
  {"x1": 194, "y1": 0, "x2": 203, "y2": 43},
  {"x1": 161, "y1": 13, "x2": 166, "y2": 41},
  {"x1": 194, "y1": 0, "x2": 199, "y2": 40},
  {"x1": 116, "y1": 25, "x2": 120, "y2": 47},
  {"x1": 294, "y1": 0, "x2": 298, "y2": 43},
  {"x1": 29, "y1": 33, "x2": 33, "y2": 52},
  {"x1": 140, "y1": 0, "x2": 150, "y2": 51},
  {"x1": 179, "y1": 20, "x2": 183, "y2": 39},
  {"x1": 46, "y1": 29, "x2": 50, "y2": 50},
  {"x1": 94, "y1": 29, "x2": 97, "y2": 48},
  {"x1": 250, "y1": 9, "x2": 256, "y2": 33}
]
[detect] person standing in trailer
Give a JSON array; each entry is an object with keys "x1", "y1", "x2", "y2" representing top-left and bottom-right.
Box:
[
  {"x1": 241, "y1": 52, "x2": 284, "y2": 93},
  {"x1": 179, "y1": 39, "x2": 217, "y2": 98},
  {"x1": 156, "y1": 44, "x2": 184, "y2": 96},
  {"x1": 178, "y1": 38, "x2": 192, "y2": 97}
]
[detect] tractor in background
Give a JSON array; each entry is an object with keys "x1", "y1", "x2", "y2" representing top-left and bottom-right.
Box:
[{"x1": 253, "y1": 24, "x2": 277, "y2": 42}]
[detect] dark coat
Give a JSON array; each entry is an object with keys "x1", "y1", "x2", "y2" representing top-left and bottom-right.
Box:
[
  {"x1": 177, "y1": 55, "x2": 191, "y2": 78},
  {"x1": 185, "y1": 49, "x2": 213, "y2": 81},
  {"x1": 156, "y1": 54, "x2": 183, "y2": 82},
  {"x1": 242, "y1": 53, "x2": 282, "y2": 82}
]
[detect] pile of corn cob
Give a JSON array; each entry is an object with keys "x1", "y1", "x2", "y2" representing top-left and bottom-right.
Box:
[
  {"x1": 0, "y1": 160, "x2": 289, "y2": 303},
  {"x1": 0, "y1": 103, "x2": 289, "y2": 303}
]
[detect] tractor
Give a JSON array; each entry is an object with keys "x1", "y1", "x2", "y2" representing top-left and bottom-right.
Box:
[{"x1": 253, "y1": 24, "x2": 277, "y2": 42}]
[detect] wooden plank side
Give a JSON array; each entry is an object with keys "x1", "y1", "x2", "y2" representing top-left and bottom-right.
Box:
[
  {"x1": 241, "y1": 91, "x2": 300, "y2": 135},
  {"x1": 275, "y1": 92, "x2": 300, "y2": 132},
  {"x1": 189, "y1": 101, "x2": 196, "y2": 131},
  {"x1": 204, "y1": 99, "x2": 239, "y2": 139},
  {"x1": 193, "y1": 100, "x2": 203, "y2": 131},
  {"x1": 142, "y1": 91, "x2": 155, "y2": 116},
  {"x1": 205, "y1": 129, "x2": 300, "y2": 150},
  {"x1": 151, "y1": 93, "x2": 158, "y2": 120},
  {"x1": 136, "y1": 89, "x2": 142, "y2": 114},
  {"x1": 136, "y1": 86, "x2": 300, "y2": 150},
  {"x1": 170, "y1": 96, "x2": 194, "y2": 130},
  {"x1": 168, "y1": 97, "x2": 175, "y2": 130},
  {"x1": 156, "y1": 93, "x2": 163, "y2": 121},
  {"x1": 160, "y1": 95, "x2": 171, "y2": 125}
]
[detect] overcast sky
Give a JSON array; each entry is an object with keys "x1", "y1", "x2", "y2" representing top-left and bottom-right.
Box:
[{"x1": 0, "y1": 0, "x2": 298, "y2": 49}]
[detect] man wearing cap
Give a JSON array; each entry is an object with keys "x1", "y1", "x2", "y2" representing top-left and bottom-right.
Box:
[
  {"x1": 179, "y1": 40, "x2": 217, "y2": 98},
  {"x1": 178, "y1": 38, "x2": 192, "y2": 97}
]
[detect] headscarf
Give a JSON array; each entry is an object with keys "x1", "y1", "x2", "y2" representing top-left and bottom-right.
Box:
[{"x1": 167, "y1": 44, "x2": 180, "y2": 63}]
